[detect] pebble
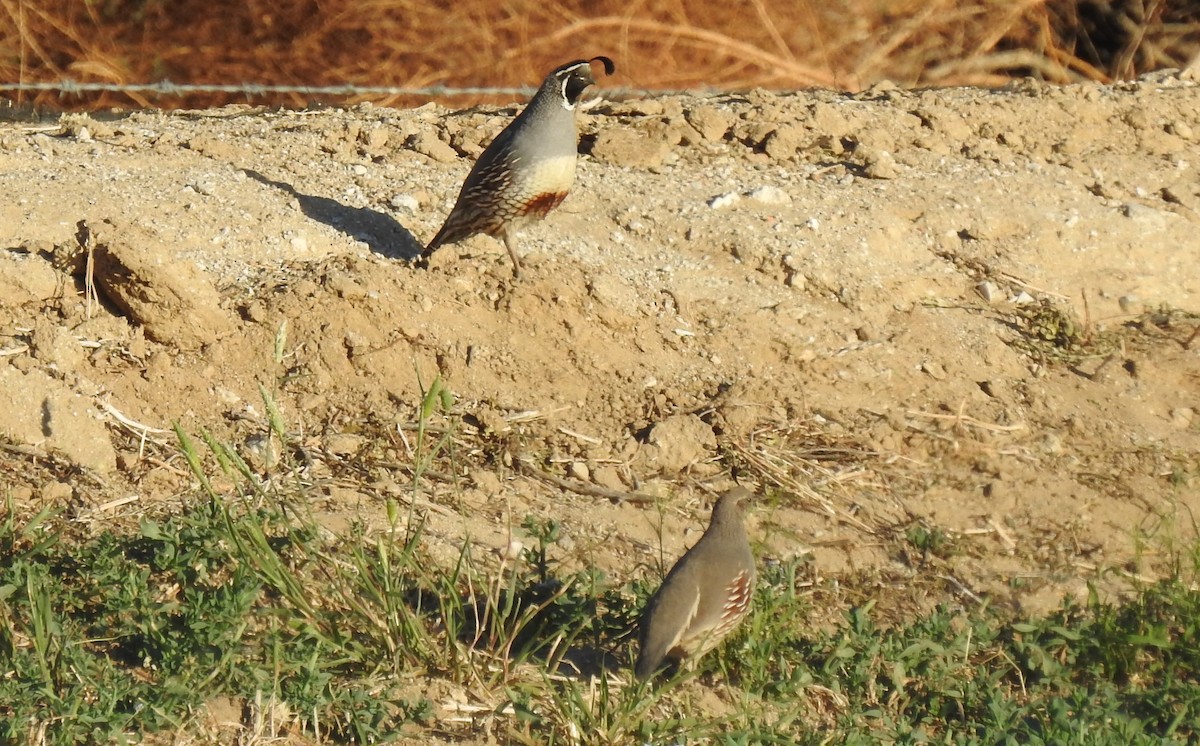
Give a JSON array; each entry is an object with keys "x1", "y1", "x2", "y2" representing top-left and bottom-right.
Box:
[
  {"x1": 591, "y1": 465, "x2": 624, "y2": 490},
  {"x1": 407, "y1": 131, "x2": 458, "y2": 163},
  {"x1": 976, "y1": 281, "x2": 1001, "y2": 303},
  {"x1": 684, "y1": 105, "x2": 733, "y2": 142},
  {"x1": 1170, "y1": 407, "x2": 1195, "y2": 429},
  {"x1": 391, "y1": 193, "x2": 420, "y2": 212},
  {"x1": 862, "y1": 149, "x2": 898, "y2": 179},
  {"x1": 324, "y1": 433, "x2": 367, "y2": 456},
  {"x1": 920, "y1": 360, "x2": 948, "y2": 380},
  {"x1": 707, "y1": 191, "x2": 742, "y2": 209},
  {"x1": 471, "y1": 470, "x2": 502, "y2": 493},
  {"x1": 500, "y1": 539, "x2": 524, "y2": 562},
  {"x1": 1169, "y1": 121, "x2": 1193, "y2": 140},
  {"x1": 746, "y1": 185, "x2": 792, "y2": 206}
]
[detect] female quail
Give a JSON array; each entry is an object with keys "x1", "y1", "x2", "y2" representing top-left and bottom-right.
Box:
[
  {"x1": 635, "y1": 488, "x2": 756, "y2": 681},
  {"x1": 418, "y1": 56, "x2": 615, "y2": 277}
]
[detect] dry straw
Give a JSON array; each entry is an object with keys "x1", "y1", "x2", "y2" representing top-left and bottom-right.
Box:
[{"x1": 0, "y1": 0, "x2": 1196, "y2": 110}]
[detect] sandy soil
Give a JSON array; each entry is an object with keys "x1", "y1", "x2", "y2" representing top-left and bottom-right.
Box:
[{"x1": 2, "y1": 69, "x2": 1199, "y2": 673}]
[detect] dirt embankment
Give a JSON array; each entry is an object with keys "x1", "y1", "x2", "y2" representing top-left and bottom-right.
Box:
[{"x1": 1, "y1": 70, "x2": 1199, "y2": 621}]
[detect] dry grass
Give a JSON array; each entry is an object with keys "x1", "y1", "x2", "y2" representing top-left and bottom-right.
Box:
[{"x1": 0, "y1": 0, "x2": 1197, "y2": 110}]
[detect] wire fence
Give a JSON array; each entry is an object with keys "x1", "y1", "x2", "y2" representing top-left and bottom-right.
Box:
[{"x1": 0, "y1": 80, "x2": 691, "y2": 102}]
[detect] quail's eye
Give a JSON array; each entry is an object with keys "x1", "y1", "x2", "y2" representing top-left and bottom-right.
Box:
[{"x1": 563, "y1": 74, "x2": 591, "y2": 104}]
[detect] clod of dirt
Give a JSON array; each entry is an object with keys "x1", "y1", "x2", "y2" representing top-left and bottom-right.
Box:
[
  {"x1": 642, "y1": 414, "x2": 718, "y2": 476},
  {"x1": 29, "y1": 319, "x2": 85, "y2": 370},
  {"x1": 87, "y1": 219, "x2": 235, "y2": 350},
  {"x1": 0, "y1": 366, "x2": 116, "y2": 473},
  {"x1": 763, "y1": 124, "x2": 807, "y2": 159},
  {"x1": 683, "y1": 105, "x2": 734, "y2": 142},
  {"x1": 589, "y1": 127, "x2": 673, "y2": 168},
  {"x1": 0, "y1": 248, "x2": 59, "y2": 305},
  {"x1": 406, "y1": 131, "x2": 459, "y2": 164}
]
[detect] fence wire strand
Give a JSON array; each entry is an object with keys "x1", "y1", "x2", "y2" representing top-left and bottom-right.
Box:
[{"x1": 0, "y1": 80, "x2": 695, "y2": 100}]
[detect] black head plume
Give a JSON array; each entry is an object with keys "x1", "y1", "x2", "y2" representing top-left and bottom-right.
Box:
[{"x1": 589, "y1": 56, "x2": 616, "y2": 76}]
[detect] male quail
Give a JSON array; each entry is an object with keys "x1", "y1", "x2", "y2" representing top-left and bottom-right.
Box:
[
  {"x1": 635, "y1": 488, "x2": 756, "y2": 681},
  {"x1": 418, "y1": 56, "x2": 615, "y2": 277}
]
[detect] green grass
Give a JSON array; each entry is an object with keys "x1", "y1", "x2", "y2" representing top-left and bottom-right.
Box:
[{"x1": 2, "y1": 398, "x2": 1199, "y2": 743}]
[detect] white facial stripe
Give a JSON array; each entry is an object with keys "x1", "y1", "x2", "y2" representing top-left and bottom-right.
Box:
[{"x1": 559, "y1": 76, "x2": 577, "y2": 111}]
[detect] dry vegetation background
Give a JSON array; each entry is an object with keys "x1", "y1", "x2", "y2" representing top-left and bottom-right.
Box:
[{"x1": 2, "y1": 0, "x2": 1199, "y2": 110}]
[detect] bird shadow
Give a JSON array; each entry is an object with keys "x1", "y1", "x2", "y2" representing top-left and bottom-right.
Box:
[{"x1": 242, "y1": 168, "x2": 423, "y2": 261}]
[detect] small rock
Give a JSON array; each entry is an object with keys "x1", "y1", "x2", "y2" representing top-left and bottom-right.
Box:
[
  {"x1": 920, "y1": 360, "x2": 948, "y2": 380},
  {"x1": 644, "y1": 414, "x2": 717, "y2": 476},
  {"x1": 763, "y1": 124, "x2": 805, "y2": 159},
  {"x1": 1170, "y1": 407, "x2": 1195, "y2": 429},
  {"x1": 1013, "y1": 291, "x2": 1036, "y2": 305},
  {"x1": 189, "y1": 180, "x2": 217, "y2": 196},
  {"x1": 342, "y1": 330, "x2": 369, "y2": 353},
  {"x1": 568, "y1": 462, "x2": 590, "y2": 481},
  {"x1": 684, "y1": 105, "x2": 733, "y2": 142},
  {"x1": 391, "y1": 193, "x2": 420, "y2": 212},
  {"x1": 976, "y1": 281, "x2": 1001, "y2": 303},
  {"x1": 861, "y1": 149, "x2": 898, "y2": 179},
  {"x1": 1040, "y1": 432, "x2": 1064, "y2": 454},
  {"x1": 242, "y1": 300, "x2": 268, "y2": 323},
  {"x1": 8, "y1": 485, "x2": 34, "y2": 502},
  {"x1": 362, "y1": 126, "x2": 389, "y2": 150},
  {"x1": 87, "y1": 218, "x2": 235, "y2": 350},
  {"x1": 1118, "y1": 295, "x2": 1139, "y2": 312},
  {"x1": 592, "y1": 465, "x2": 624, "y2": 491},
  {"x1": 324, "y1": 433, "x2": 367, "y2": 456},
  {"x1": 407, "y1": 131, "x2": 458, "y2": 163},
  {"x1": 326, "y1": 273, "x2": 367, "y2": 300},
  {"x1": 708, "y1": 191, "x2": 741, "y2": 209},
  {"x1": 589, "y1": 127, "x2": 672, "y2": 169},
  {"x1": 471, "y1": 470, "x2": 503, "y2": 493},
  {"x1": 1121, "y1": 202, "x2": 1168, "y2": 227},
  {"x1": 0, "y1": 366, "x2": 117, "y2": 473},
  {"x1": 30, "y1": 320, "x2": 84, "y2": 371},
  {"x1": 745, "y1": 185, "x2": 791, "y2": 206},
  {"x1": 243, "y1": 433, "x2": 281, "y2": 472},
  {"x1": 0, "y1": 250, "x2": 60, "y2": 305},
  {"x1": 617, "y1": 99, "x2": 663, "y2": 117}
]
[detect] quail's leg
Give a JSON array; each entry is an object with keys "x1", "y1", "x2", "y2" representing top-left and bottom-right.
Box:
[{"x1": 501, "y1": 228, "x2": 522, "y2": 279}]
